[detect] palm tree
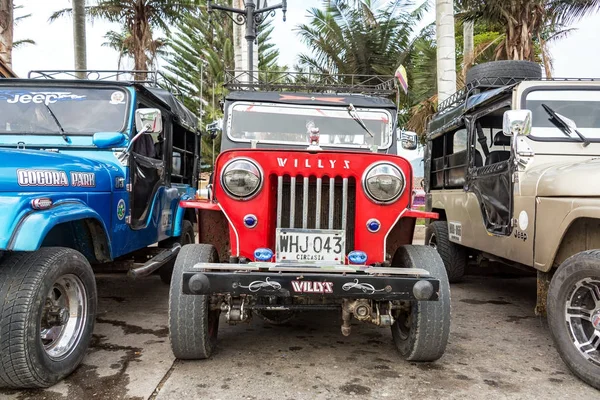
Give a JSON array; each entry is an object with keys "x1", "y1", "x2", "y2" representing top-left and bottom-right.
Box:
[
  {"x1": 102, "y1": 28, "x2": 167, "y2": 72},
  {"x1": 457, "y1": 0, "x2": 600, "y2": 66},
  {"x1": 73, "y1": 0, "x2": 87, "y2": 77},
  {"x1": 296, "y1": 0, "x2": 429, "y2": 78},
  {"x1": 13, "y1": 4, "x2": 35, "y2": 49},
  {"x1": 436, "y1": 0, "x2": 456, "y2": 104},
  {"x1": 50, "y1": 0, "x2": 201, "y2": 78},
  {"x1": 0, "y1": 0, "x2": 13, "y2": 67}
]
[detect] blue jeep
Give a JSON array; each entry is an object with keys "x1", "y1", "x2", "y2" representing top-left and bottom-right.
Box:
[{"x1": 0, "y1": 71, "x2": 200, "y2": 388}]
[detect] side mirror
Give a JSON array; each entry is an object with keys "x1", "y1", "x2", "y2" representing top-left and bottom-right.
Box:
[
  {"x1": 401, "y1": 131, "x2": 418, "y2": 151},
  {"x1": 206, "y1": 119, "x2": 222, "y2": 139},
  {"x1": 502, "y1": 110, "x2": 532, "y2": 137},
  {"x1": 135, "y1": 108, "x2": 163, "y2": 134},
  {"x1": 92, "y1": 131, "x2": 126, "y2": 148}
]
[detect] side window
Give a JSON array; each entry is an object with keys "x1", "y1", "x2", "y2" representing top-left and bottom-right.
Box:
[
  {"x1": 473, "y1": 106, "x2": 511, "y2": 167},
  {"x1": 171, "y1": 124, "x2": 199, "y2": 185},
  {"x1": 430, "y1": 125, "x2": 468, "y2": 189}
]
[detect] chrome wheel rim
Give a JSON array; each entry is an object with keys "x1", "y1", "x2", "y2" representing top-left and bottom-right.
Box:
[
  {"x1": 40, "y1": 274, "x2": 88, "y2": 360},
  {"x1": 565, "y1": 278, "x2": 600, "y2": 366}
]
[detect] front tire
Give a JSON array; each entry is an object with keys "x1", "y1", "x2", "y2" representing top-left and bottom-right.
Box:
[
  {"x1": 0, "y1": 248, "x2": 97, "y2": 389},
  {"x1": 390, "y1": 245, "x2": 451, "y2": 362},
  {"x1": 169, "y1": 244, "x2": 220, "y2": 359},
  {"x1": 425, "y1": 221, "x2": 466, "y2": 283},
  {"x1": 159, "y1": 220, "x2": 195, "y2": 284},
  {"x1": 547, "y1": 251, "x2": 600, "y2": 390}
]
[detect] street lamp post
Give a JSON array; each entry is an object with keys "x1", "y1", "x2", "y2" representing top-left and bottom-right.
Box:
[{"x1": 207, "y1": 0, "x2": 287, "y2": 82}]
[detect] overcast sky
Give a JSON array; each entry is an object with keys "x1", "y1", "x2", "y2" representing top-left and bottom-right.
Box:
[{"x1": 11, "y1": 1, "x2": 600, "y2": 79}]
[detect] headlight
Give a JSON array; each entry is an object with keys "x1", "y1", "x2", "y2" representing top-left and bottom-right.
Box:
[
  {"x1": 363, "y1": 162, "x2": 405, "y2": 204},
  {"x1": 221, "y1": 158, "x2": 262, "y2": 199}
]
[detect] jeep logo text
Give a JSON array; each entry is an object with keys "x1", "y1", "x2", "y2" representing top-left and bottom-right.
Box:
[{"x1": 277, "y1": 157, "x2": 350, "y2": 169}]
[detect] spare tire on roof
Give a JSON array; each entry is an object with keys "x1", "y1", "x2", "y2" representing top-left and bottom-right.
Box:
[{"x1": 466, "y1": 60, "x2": 542, "y2": 87}]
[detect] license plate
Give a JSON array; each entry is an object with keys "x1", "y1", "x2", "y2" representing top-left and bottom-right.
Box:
[{"x1": 276, "y1": 229, "x2": 345, "y2": 264}]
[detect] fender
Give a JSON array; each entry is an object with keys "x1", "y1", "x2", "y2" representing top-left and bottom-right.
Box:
[
  {"x1": 9, "y1": 199, "x2": 112, "y2": 253},
  {"x1": 172, "y1": 194, "x2": 193, "y2": 237}
]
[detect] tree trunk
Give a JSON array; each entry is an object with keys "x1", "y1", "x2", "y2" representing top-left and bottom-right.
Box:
[
  {"x1": 436, "y1": 0, "x2": 456, "y2": 105},
  {"x1": 73, "y1": 0, "x2": 87, "y2": 78},
  {"x1": 463, "y1": 20, "x2": 474, "y2": 71},
  {"x1": 0, "y1": 0, "x2": 13, "y2": 68}
]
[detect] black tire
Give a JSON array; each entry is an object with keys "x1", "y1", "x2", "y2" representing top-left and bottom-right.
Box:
[
  {"x1": 169, "y1": 244, "x2": 220, "y2": 359},
  {"x1": 0, "y1": 248, "x2": 97, "y2": 389},
  {"x1": 467, "y1": 60, "x2": 542, "y2": 87},
  {"x1": 159, "y1": 220, "x2": 195, "y2": 285},
  {"x1": 425, "y1": 221, "x2": 466, "y2": 283},
  {"x1": 547, "y1": 251, "x2": 600, "y2": 390},
  {"x1": 390, "y1": 245, "x2": 451, "y2": 362}
]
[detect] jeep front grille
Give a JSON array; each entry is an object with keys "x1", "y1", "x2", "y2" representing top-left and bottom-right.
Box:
[{"x1": 275, "y1": 175, "x2": 356, "y2": 250}]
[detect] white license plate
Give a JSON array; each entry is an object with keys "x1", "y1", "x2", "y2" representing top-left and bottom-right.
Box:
[{"x1": 276, "y1": 229, "x2": 345, "y2": 264}]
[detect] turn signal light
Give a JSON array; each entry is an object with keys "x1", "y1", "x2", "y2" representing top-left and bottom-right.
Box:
[
  {"x1": 31, "y1": 198, "x2": 53, "y2": 210},
  {"x1": 254, "y1": 248, "x2": 273, "y2": 262},
  {"x1": 348, "y1": 250, "x2": 368, "y2": 265}
]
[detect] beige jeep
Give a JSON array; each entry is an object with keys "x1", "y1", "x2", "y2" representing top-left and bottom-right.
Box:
[{"x1": 423, "y1": 61, "x2": 600, "y2": 390}]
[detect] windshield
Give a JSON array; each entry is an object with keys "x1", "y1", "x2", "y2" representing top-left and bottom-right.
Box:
[
  {"x1": 0, "y1": 87, "x2": 129, "y2": 135},
  {"x1": 228, "y1": 102, "x2": 393, "y2": 148},
  {"x1": 525, "y1": 89, "x2": 600, "y2": 141}
]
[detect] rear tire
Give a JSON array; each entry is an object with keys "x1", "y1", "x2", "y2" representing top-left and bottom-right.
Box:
[
  {"x1": 159, "y1": 220, "x2": 195, "y2": 285},
  {"x1": 390, "y1": 245, "x2": 451, "y2": 362},
  {"x1": 425, "y1": 221, "x2": 466, "y2": 283},
  {"x1": 0, "y1": 248, "x2": 97, "y2": 389},
  {"x1": 169, "y1": 244, "x2": 220, "y2": 359},
  {"x1": 547, "y1": 251, "x2": 600, "y2": 390},
  {"x1": 466, "y1": 60, "x2": 542, "y2": 87}
]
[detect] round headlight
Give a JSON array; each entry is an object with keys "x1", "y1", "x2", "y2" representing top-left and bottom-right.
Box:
[
  {"x1": 363, "y1": 162, "x2": 405, "y2": 204},
  {"x1": 221, "y1": 158, "x2": 262, "y2": 199}
]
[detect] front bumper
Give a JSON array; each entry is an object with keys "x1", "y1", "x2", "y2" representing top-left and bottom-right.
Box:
[{"x1": 182, "y1": 263, "x2": 440, "y2": 301}]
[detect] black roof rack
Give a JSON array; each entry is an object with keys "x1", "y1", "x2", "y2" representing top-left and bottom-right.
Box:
[
  {"x1": 224, "y1": 70, "x2": 398, "y2": 96},
  {"x1": 438, "y1": 76, "x2": 600, "y2": 114},
  {"x1": 27, "y1": 69, "x2": 185, "y2": 95}
]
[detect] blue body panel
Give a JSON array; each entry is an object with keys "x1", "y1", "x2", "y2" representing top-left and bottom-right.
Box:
[{"x1": 0, "y1": 86, "x2": 195, "y2": 261}]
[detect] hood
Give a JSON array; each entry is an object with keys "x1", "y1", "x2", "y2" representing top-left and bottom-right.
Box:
[
  {"x1": 534, "y1": 158, "x2": 600, "y2": 197},
  {"x1": 0, "y1": 148, "x2": 114, "y2": 192}
]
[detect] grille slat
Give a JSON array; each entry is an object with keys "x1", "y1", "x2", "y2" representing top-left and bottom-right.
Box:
[
  {"x1": 276, "y1": 175, "x2": 356, "y2": 252},
  {"x1": 328, "y1": 177, "x2": 335, "y2": 229},
  {"x1": 289, "y1": 176, "x2": 296, "y2": 228},
  {"x1": 315, "y1": 177, "x2": 322, "y2": 229}
]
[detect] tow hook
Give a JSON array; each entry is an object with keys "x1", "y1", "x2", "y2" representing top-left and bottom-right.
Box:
[{"x1": 341, "y1": 299, "x2": 396, "y2": 336}]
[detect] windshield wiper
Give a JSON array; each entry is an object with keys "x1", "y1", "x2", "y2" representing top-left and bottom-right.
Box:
[
  {"x1": 43, "y1": 103, "x2": 69, "y2": 143},
  {"x1": 347, "y1": 103, "x2": 374, "y2": 138},
  {"x1": 541, "y1": 103, "x2": 589, "y2": 147}
]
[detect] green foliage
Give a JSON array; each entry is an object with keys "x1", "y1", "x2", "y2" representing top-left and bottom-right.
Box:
[{"x1": 164, "y1": 9, "x2": 281, "y2": 168}]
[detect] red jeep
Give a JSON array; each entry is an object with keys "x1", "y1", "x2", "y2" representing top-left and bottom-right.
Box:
[{"x1": 169, "y1": 73, "x2": 450, "y2": 362}]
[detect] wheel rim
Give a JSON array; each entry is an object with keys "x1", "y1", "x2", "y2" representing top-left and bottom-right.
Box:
[
  {"x1": 183, "y1": 230, "x2": 193, "y2": 245},
  {"x1": 428, "y1": 233, "x2": 437, "y2": 249},
  {"x1": 395, "y1": 308, "x2": 412, "y2": 341},
  {"x1": 565, "y1": 277, "x2": 600, "y2": 366},
  {"x1": 40, "y1": 274, "x2": 88, "y2": 360}
]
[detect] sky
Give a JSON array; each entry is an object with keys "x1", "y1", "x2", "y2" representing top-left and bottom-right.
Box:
[{"x1": 11, "y1": 1, "x2": 600, "y2": 81}]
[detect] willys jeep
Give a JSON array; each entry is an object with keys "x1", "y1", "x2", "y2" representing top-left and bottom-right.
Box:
[
  {"x1": 0, "y1": 70, "x2": 200, "y2": 388},
  {"x1": 424, "y1": 60, "x2": 600, "y2": 389},
  {"x1": 170, "y1": 72, "x2": 451, "y2": 362}
]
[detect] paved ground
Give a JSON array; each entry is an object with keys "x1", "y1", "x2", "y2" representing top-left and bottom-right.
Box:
[{"x1": 1, "y1": 270, "x2": 599, "y2": 400}]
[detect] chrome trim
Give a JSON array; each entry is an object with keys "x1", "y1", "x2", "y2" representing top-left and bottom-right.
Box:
[
  {"x1": 302, "y1": 177, "x2": 309, "y2": 229},
  {"x1": 219, "y1": 203, "x2": 240, "y2": 256},
  {"x1": 342, "y1": 178, "x2": 348, "y2": 231},
  {"x1": 361, "y1": 161, "x2": 406, "y2": 205},
  {"x1": 329, "y1": 176, "x2": 335, "y2": 229},
  {"x1": 289, "y1": 176, "x2": 296, "y2": 228},
  {"x1": 220, "y1": 157, "x2": 264, "y2": 200},
  {"x1": 276, "y1": 176, "x2": 283, "y2": 228},
  {"x1": 383, "y1": 208, "x2": 407, "y2": 260},
  {"x1": 315, "y1": 177, "x2": 322, "y2": 229},
  {"x1": 226, "y1": 101, "x2": 394, "y2": 150}
]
